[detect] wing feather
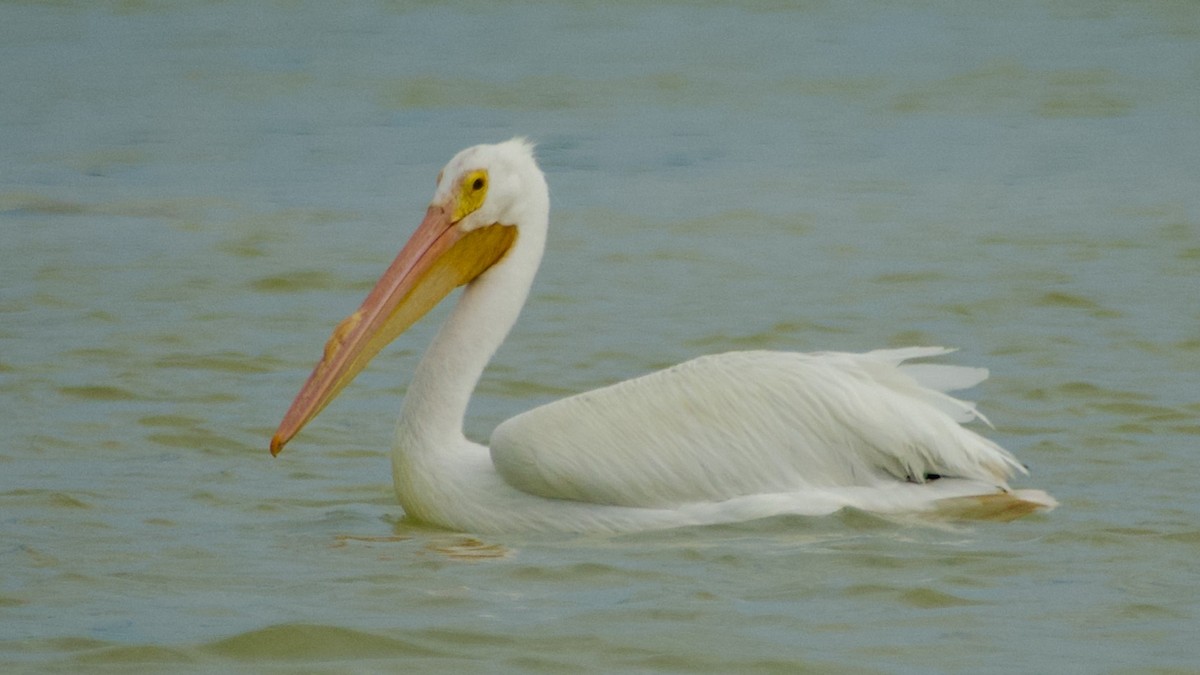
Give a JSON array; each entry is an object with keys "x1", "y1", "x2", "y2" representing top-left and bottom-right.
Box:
[{"x1": 489, "y1": 348, "x2": 1023, "y2": 508}]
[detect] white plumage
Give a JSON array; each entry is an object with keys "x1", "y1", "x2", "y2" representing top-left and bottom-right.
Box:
[
  {"x1": 271, "y1": 138, "x2": 1055, "y2": 533},
  {"x1": 492, "y1": 347, "x2": 1020, "y2": 507}
]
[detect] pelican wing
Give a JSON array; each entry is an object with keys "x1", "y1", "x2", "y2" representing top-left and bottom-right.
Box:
[{"x1": 490, "y1": 347, "x2": 1025, "y2": 508}]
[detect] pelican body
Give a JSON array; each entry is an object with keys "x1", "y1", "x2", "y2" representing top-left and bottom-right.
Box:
[{"x1": 271, "y1": 138, "x2": 1054, "y2": 533}]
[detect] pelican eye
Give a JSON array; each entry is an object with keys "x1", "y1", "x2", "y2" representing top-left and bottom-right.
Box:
[{"x1": 453, "y1": 169, "x2": 489, "y2": 222}]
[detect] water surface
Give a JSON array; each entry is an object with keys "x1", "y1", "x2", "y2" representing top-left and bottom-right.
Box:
[{"x1": 2, "y1": 1, "x2": 1199, "y2": 672}]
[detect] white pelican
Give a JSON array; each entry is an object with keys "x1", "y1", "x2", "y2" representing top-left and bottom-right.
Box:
[{"x1": 270, "y1": 138, "x2": 1055, "y2": 533}]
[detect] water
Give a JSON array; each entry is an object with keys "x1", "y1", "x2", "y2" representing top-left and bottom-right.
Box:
[{"x1": 2, "y1": 1, "x2": 1198, "y2": 672}]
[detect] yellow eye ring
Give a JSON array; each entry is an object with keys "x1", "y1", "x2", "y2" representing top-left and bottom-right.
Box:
[{"x1": 453, "y1": 169, "x2": 489, "y2": 222}]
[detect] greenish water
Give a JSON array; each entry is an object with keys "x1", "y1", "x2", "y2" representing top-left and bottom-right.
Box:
[{"x1": 3, "y1": 1, "x2": 1199, "y2": 672}]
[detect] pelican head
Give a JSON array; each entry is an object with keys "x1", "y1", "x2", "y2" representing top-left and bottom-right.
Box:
[{"x1": 271, "y1": 138, "x2": 548, "y2": 455}]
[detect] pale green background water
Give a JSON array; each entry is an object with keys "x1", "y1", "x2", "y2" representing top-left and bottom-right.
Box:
[{"x1": 3, "y1": 1, "x2": 1199, "y2": 672}]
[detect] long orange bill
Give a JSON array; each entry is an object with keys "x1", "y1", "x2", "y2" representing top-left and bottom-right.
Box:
[{"x1": 270, "y1": 205, "x2": 517, "y2": 456}]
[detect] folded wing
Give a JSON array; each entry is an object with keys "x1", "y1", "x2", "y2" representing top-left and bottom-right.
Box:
[{"x1": 490, "y1": 348, "x2": 1025, "y2": 508}]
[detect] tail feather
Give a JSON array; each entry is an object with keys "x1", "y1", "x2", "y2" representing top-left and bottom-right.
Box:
[{"x1": 875, "y1": 347, "x2": 994, "y2": 426}]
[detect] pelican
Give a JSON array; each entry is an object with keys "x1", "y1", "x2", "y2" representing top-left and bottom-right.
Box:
[{"x1": 270, "y1": 138, "x2": 1055, "y2": 533}]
